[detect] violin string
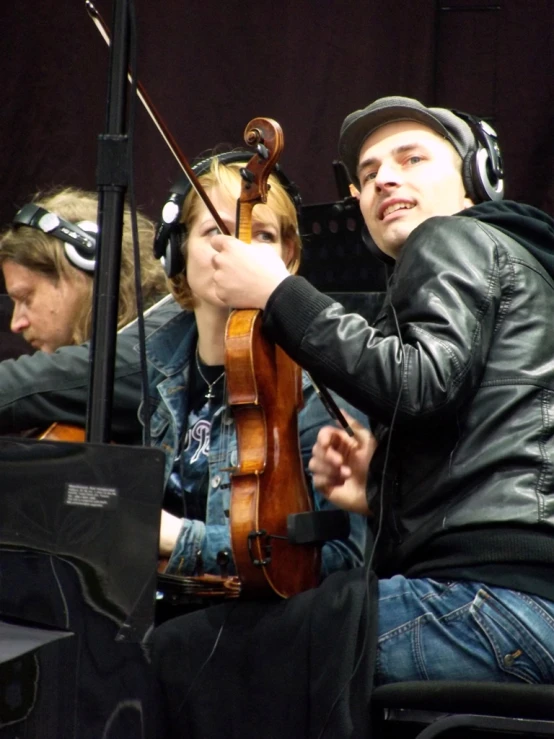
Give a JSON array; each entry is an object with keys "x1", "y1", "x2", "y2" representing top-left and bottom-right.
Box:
[{"x1": 217, "y1": 171, "x2": 252, "y2": 474}]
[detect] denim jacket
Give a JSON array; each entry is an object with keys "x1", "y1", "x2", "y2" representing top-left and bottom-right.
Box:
[{"x1": 138, "y1": 309, "x2": 366, "y2": 579}]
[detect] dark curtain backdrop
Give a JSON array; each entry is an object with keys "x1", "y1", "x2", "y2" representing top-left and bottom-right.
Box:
[
  {"x1": 1, "y1": 0, "x2": 553, "y2": 224},
  {"x1": 0, "y1": 0, "x2": 552, "y2": 360}
]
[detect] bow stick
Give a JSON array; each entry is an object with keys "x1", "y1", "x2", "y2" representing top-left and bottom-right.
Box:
[
  {"x1": 86, "y1": 0, "x2": 354, "y2": 440},
  {"x1": 85, "y1": 0, "x2": 229, "y2": 236}
]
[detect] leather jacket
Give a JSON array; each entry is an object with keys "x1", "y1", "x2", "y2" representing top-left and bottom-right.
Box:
[{"x1": 263, "y1": 207, "x2": 554, "y2": 577}]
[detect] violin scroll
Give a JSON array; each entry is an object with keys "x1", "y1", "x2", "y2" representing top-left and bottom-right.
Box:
[{"x1": 236, "y1": 118, "x2": 284, "y2": 213}]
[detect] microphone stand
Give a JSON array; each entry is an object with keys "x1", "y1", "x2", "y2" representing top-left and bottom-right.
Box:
[{"x1": 86, "y1": 0, "x2": 130, "y2": 443}]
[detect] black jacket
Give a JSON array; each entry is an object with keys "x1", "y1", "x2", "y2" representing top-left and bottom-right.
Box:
[
  {"x1": 264, "y1": 201, "x2": 554, "y2": 594},
  {"x1": 0, "y1": 296, "x2": 181, "y2": 443}
]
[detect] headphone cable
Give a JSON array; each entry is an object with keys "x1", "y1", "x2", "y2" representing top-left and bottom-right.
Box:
[{"x1": 317, "y1": 275, "x2": 404, "y2": 739}]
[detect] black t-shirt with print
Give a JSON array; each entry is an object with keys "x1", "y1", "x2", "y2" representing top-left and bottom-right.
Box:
[{"x1": 175, "y1": 354, "x2": 225, "y2": 522}]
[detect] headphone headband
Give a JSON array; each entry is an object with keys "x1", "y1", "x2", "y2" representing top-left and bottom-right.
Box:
[{"x1": 12, "y1": 203, "x2": 98, "y2": 272}]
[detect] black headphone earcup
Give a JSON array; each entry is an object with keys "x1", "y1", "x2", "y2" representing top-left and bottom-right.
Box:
[
  {"x1": 163, "y1": 230, "x2": 185, "y2": 278},
  {"x1": 462, "y1": 150, "x2": 504, "y2": 203},
  {"x1": 454, "y1": 109, "x2": 505, "y2": 203}
]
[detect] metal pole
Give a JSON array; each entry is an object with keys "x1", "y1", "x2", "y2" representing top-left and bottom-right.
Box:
[{"x1": 86, "y1": 0, "x2": 130, "y2": 443}]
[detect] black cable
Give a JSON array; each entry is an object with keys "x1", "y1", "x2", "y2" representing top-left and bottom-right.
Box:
[
  {"x1": 317, "y1": 292, "x2": 405, "y2": 739},
  {"x1": 176, "y1": 601, "x2": 237, "y2": 718}
]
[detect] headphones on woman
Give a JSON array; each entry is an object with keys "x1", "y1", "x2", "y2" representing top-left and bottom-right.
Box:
[
  {"x1": 153, "y1": 149, "x2": 302, "y2": 278},
  {"x1": 12, "y1": 203, "x2": 98, "y2": 272}
]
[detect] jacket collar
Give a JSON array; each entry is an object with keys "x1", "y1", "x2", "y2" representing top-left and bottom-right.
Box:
[
  {"x1": 141, "y1": 306, "x2": 314, "y2": 394},
  {"x1": 142, "y1": 309, "x2": 197, "y2": 376}
]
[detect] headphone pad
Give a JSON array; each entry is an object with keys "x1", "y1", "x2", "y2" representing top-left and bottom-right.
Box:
[
  {"x1": 163, "y1": 230, "x2": 185, "y2": 278},
  {"x1": 461, "y1": 153, "x2": 480, "y2": 203},
  {"x1": 63, "y1": 242, "x2": 96, "y2": 272}
]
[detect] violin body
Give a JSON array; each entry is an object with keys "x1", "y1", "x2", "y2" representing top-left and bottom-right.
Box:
[
  {"x1": 226, "y1": 308, "x2": 320, "y2": 598},
  {"x1": 37, "y1": 423, "x2": 86, "y2": 442}
]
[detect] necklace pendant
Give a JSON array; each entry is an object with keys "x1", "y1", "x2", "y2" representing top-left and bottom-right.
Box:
[{"x1": 195, "y1": 347, "x2": 224, "y2": 403}]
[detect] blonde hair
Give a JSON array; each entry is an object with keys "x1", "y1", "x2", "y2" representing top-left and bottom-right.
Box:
[
  {"x1": 169, "y1": 159, "x2": 302, "y2": 310},
  {"x1": 0, "y1": 187, "x2": 167, "y2": 345}
]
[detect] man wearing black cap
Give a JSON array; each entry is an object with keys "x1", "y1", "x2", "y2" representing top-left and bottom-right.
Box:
[{"x1": 208, "y1": 96, "x2": 554, "y2": 686}]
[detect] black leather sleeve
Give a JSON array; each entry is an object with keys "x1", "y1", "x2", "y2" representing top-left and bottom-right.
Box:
[
  {"x1": 0, "y1": 296, "x2": 181, "y2": 442},
  {"x1": 264, "y1": 216, "x2": 502, "y2": 426}
]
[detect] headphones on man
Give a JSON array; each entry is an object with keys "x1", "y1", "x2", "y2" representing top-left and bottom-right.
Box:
[
  {"x1": 153, "y1": 149, "x2": 302, "y2": 278},
  {"x1": 360, "y1": 109, "x2": 505, "y2": 261},
  {"x1": 452, "y1": 110, "x2": 504, "y2": 203},
  {"x1": 12, "y1": 203, "x2": 98, "y2": 272}
]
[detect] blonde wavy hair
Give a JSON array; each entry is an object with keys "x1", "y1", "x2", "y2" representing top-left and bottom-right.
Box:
[
  {"x1": 0, "y1": 187, "x2": 168, "y2": 345},
  {"x1": 168, "y1": 158, "x2": 302, "y2": 310}
]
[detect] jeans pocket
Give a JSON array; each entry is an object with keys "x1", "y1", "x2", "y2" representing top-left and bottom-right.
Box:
[{"x1": 471, "y1": 587, "x2": 554, "y2": 684}]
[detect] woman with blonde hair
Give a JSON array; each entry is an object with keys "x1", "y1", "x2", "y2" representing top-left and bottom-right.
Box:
[{"x1": 148, "y1": 151, "x2": 366, "y2": 583}]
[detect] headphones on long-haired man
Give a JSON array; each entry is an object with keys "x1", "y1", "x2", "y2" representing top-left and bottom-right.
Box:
[
  {"x1": 12, "y1": 203, "x2": 98, "y2": 272},
  {"x1": 359, "y1": 109, "x2": 505, "y2": 262},
  {"x1": 153, "y1": 149, "x2": 302, "y2": 278}
]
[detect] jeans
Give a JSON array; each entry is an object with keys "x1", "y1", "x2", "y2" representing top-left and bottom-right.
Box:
[{"x1": 376, "y1": 576, "x2": 554, "y2": 685}]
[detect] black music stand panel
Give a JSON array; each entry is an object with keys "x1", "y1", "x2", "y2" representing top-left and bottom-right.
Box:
[{"x1": 0, "y1": 437, "x2": 166, "y2": 738}]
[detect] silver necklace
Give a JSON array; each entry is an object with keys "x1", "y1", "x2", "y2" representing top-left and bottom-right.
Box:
[{"x1": 195, "y1": 346, "x2": 225, "y2": 401}]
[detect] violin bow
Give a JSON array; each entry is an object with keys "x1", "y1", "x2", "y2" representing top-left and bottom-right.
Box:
[
  {"x1": 87, "y1": 0, "x2": 354, "y2": 440},
  {"x1": 308, "y1": 375, "x2": 355, "y2": 437},
  {"x1": 85, "y1": 0, "x2": 229, "y2": 236}
]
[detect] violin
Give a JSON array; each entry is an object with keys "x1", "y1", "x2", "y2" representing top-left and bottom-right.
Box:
[
  {"x1": 225, "y1": 118, "x2": 320, "y2": 599},
  {"x1": 156, "y1": 558, "x2": 240, "y2": 603},
  {"x1": 37, "y1": 424, "x2": 86, "y2": 442}
]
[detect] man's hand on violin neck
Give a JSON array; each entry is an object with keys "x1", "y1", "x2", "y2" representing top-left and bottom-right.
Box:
[{"x1": 211, "y1": 234, "x2": 289, "y2": 310}]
